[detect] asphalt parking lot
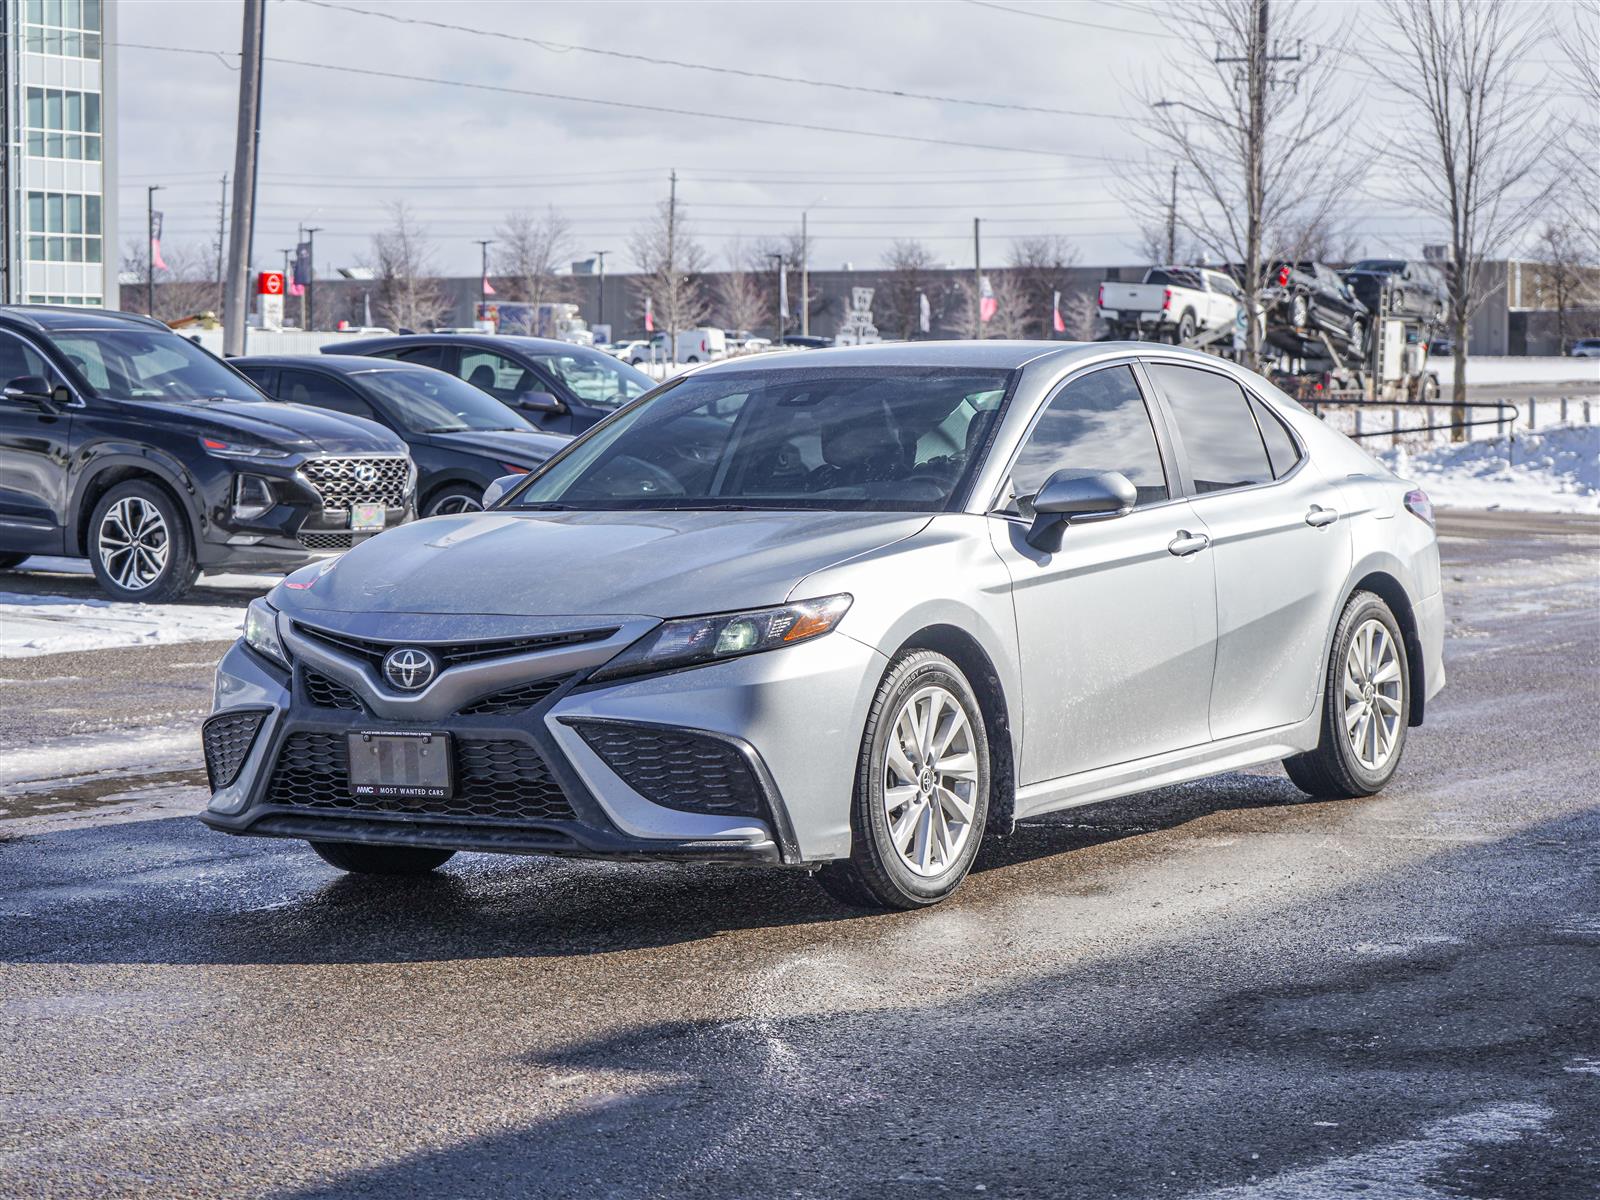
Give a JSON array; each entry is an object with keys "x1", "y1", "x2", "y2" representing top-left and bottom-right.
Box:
[{"x1": 1, "y1": 509, "x2": 1596, "y2": 1199}]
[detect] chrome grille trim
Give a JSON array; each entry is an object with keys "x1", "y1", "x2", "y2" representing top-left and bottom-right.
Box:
[{"x1": 299, "y1": 455, "x2": 410, "y2": 509}]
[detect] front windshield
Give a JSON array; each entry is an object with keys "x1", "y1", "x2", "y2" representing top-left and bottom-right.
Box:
[
  {"x1": 53, "y1": 330, "x2": 260, "y2": 401},
  {"x1": 1349, "y1": 259, "x2": 1405, "y2": 273},
  {"x1": 360, "y1": 368, "x2": 534, "y2": 434},
  {"x1": 513, "y1": 368, "x2": 1011, "y2": 513},
  {"x1": 518, "y1": 345, "x2": 653, "y2": 410}
]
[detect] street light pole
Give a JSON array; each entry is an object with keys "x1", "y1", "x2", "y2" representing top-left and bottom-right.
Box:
[
  {"x1": 304, "y1": 226, "x2": 321, "y2": 332},
  {"x1": 768, "y1": 253, "x2": 785, "y2": 338},
  {"x1": 475, "y1": 239, "x2": 493, "y2": 319},
  {"x1": 800, "y1": 211, "x2": 808, "y2": 338},
  {"x1": 146, "y1": 185, "x2": 162, "y2": 317},
  {"x1": 592, "y1": 249, "x2": 608, "y2": 331}
]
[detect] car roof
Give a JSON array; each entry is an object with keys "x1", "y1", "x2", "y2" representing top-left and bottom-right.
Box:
[
  {"x1": 236, "y1": 354, "x2": 428, "y2": 374},
  {"x1": 0, "y1": 305, "x2": 170, "y2": 333},
  {"x1": 323, "y1": 333, "x2": 595, "y2": 356},
  {"x1": 689, "y1": 340, "x2": 1100, "y2": 375}
]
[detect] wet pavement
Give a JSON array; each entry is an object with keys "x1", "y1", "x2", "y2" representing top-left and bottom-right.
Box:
[{"x1": 0, "y1": 510, "x2": 1596, "y2": 1198}]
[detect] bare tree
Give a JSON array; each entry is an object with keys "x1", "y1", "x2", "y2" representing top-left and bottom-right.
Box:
[
  {"x1": 878, "y1": 239, "x2": 942, "y2": 340},
  {"x1": 1550, "y1": 1, "x2": 1600, "y2": 262},
  {"x1": 628, "y1": 197, "x2": 710, "y2": 361},
  {"x1": 495, "y1": 207, "x2": 571, "y2": 306},
  {"x1": 370, "y1": 202, "x2": 450, "y2": 332},
  {"x1": 947, "y1": 272, "x2": 1031, "y2": 340},
  {"x1": 1379, "y1": 0, "x2": 1560, "y2": 431},
  {"x1": 1062, "y1": 290, "x2": 1102, "y2": 341},
  {"x1": 713, "y1": 244, "x2": 768, "y2": 335},
  {"x1": 121, "y1": 239, "x2": 223, "y2": 323},
  {"x1": 1127, "y1": 0, "x2": 1360, "y2": 363},
  {"x1": 1008, "y1": 235, "x2": 1079, "y2": 338},
  {"x1": 1529, "y1": 222, "x2": 1598, "y2": 354}
]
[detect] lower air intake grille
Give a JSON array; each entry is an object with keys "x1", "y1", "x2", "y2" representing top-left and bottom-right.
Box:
[
  {"x1": 299, "y1": 532, "x2": 354, "y2": 551},
  {"x1": 266, "y1": 731, "x2": 576, "y2": 822},
  {"x1": 202, "y1": 710, "x2": 268, "y2": 791},
  {"x1": 569, "y1": 721, "x2": 765, "y2": 817},
  {"x1": 457, "y1": 675, "x2": 571, "y2": 716},
  {"x1": 303, "y1": 669, "x2": 365, "y2": 712}
]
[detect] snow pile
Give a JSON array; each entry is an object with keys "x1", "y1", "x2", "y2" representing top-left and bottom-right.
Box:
[
  {"x1": 1378, "y1": 424, "x2": 1600, "y2": 514},
  {"x1": 0, "y1": 724, "x2": 201, "y2": 788},
  {"x1": 1432, "y1": 356, "x2": 1600, "y2": 389},
  {"x1": 0, "y1": 591, "x2": 244, "y2": 658}
]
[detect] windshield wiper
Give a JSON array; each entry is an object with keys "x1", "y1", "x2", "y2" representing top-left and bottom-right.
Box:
[
  {"x1": 419, "y1": 425, "x2": 469, "y2": 433},
  {"x1": 516, "y1": 502, "x2": 576, "y2": 511}
]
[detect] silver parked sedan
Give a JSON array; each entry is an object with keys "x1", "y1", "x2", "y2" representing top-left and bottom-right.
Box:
[{"x1": 202, "y1": 343, "x2": 1445, "y2": 909}]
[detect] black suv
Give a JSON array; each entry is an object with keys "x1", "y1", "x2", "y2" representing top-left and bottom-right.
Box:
[
  {"x1": 327, "y1": 334, "x2": 654, "y2": 435},
  {"x1": 0, "y1": 307, "x2": 414, "y2": 602}
]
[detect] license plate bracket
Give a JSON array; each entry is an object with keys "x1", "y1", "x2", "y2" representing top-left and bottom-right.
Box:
[
  {"x1": 350, "y1": 503, "x2": 386, "y2": 531},
  {"x1": 347, "y1": 730, "x2": 452, "y2": 800}
]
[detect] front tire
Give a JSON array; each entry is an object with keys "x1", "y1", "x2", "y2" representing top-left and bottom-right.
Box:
[
  {"x1": 1284, "y1": 591, "x2": 1411, "y2": 799},
  {"x1": 817, "y1": 650, "x2": 991, "y2": 910},
  {"x1": 309, "y1": 841, "x2": 456, "y2": 875},
  {"x1": 423, "y1": 484, "x2": 484, "y2": 517},
  {"x1": 87, "y1": 480, "x2": 198, "y2": 602}
]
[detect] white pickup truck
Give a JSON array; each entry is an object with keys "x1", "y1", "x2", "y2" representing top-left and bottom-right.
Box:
[{"x1": 1097, "y1": 266, "x2": 1246, "y2": 344}]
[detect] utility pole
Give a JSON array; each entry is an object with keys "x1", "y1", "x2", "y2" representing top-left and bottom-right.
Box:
[
  {"x1": 304, "y1": 226, "x2": 321, "y2": 332},
  {"x1": 1166, "y1": 164, "x2": 1178, "y2": 263},
  {"x1": 972, "y1": 217, "x2": 982, "y2": 340},
  {"x1": 592, "y1": 249, "x2": 607, "y2": 330},
  {"x1": 800, "y1": 211, "x2": 809, "y2": 337},
  {"x1": 222, "y1": 0, "x2": 265, "y2": 356},
  {"x1": 666, "y1": 169, "x2": 678, "y2": 364},
  {"x1": 146, "y1": 185, "x2": 161, "y2": 317},
  {"x1": 279, "y1": 248, "x2": 292, "y2": 280},
  {"x1": 475, "y1": 239, "x2": 492, "y2": 318},
  {"x1": 215, "y1": 174, "x2": 229, "y2": 309}
]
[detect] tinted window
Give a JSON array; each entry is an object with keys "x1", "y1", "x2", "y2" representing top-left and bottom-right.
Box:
[
  {"x1": 0, "y1": 331, "x2": 59, "y2": 386},
  {"x1": 1006, "y1": 366, "x2": 1168, "y2": 510},
  {"x1": 514, "y1": 369, "x2": 1009, "y2": 513},
  {"x1": 1249, "y1": 395, "x2": 1301, "y2": 478},
  {"x1": 278, "y1": 369, "x2": 378, "y2": 422},
  {"x1": 384, "y1": 345, "x2": 446, "y2": 371},
  {"x1": 359, "y1": 368, "x2": 533, "y2": 434},
  {"x1": 458, "y1": 349, "x2": 542, "y2": 403},
  {"x1": 1147, "y1": 364, "x2": 1271, "y2": 493},
  {"x1": 51, "y1": 330, "x2": 259, "y2": 401}
]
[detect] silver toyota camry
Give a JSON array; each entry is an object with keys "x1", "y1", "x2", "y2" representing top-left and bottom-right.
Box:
[{"x1": 202, "y1": 343, "x2": 1445, "y2": 909}]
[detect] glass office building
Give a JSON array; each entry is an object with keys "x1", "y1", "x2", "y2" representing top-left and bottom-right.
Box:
[{"x1": 2, "y1": 0, "x2": 117, "y2": 307}]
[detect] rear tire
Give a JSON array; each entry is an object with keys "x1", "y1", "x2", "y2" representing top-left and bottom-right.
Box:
[
  {"x1": 817, "y1": 650, "x2": 991, "y2": 910},
  {"x1": 0, "y1": 553, "x2": 28, "y2": 570},
  {"x1": 309, "y1": 841, "x2": 456, "y2": 875},
  {"x1": 1284, "y1": 591, "x2": 1411, "y2": 799},
  {"x1": 1174, "y1": 311, "x2": 1197, "y2": 344},
  {"x1": 87, "y1": 479, "x2": 198, "y2": 603}
]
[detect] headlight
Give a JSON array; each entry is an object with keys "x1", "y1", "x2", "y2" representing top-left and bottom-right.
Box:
[
  {"x1": 243, "y1": 598, "x2": 289, "y2": 668},
  {"x1": 589, "y1": 594, "x2": 852, "y2": 682},
  {"x1": 232, "y1": 474, "x2": 276, "y2": 520},
  {"x1": 201, "y1": 436, "x2": 290, "y2": 460}
]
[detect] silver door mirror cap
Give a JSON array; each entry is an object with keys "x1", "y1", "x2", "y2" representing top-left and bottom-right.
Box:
[
  {"x1": 481, "y1": 473, "x2": 524, "y2": 509},
  {"x1": 1025, "y1": 469, "x2": 1136, "y2": 551}
]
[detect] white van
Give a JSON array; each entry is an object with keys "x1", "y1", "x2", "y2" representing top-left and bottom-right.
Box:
[{"x1": 651, "y1": 327, "x2": 727, "y2": 363}]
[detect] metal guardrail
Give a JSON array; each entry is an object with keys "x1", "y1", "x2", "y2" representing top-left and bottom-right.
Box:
[{"x1": 1304, "y1": 397, "x2": 1521, "y2": 441}]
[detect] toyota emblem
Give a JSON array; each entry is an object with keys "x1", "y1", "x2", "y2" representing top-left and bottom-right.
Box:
[{"x1": 382, "y1": 646, "x2": 437, "y2": 691}]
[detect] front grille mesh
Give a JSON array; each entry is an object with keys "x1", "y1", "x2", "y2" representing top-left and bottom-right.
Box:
[
  {"x1": 203, "y1": 710, "x2": 267, "y2": 791},
  {"x1": 303, "y1": 669, "x2": 365, "y2": 712},
  {"x1": 457, "y1": 675, "x2": 571, "y2": 716},
  {"x1": 300, "y1": 456, "x2": 409, "y2": 508},
  {"x1": 295, "y1": 624, "x2": 616, "y2": 672},
  {"x1": 266, "y1": 731, "x2": 576, "y2": 822},
  {"x1": 298, "y1": 532, "x2": 357, "y2": 551},
  {"x1": 570, "y1": 721, "x2": 765, "y2": 816}
]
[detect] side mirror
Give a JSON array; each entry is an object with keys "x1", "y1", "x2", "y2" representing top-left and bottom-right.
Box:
[
  {"x1": 3, "y1": 375, "x2": 56, "y2": 409},
  {"x1": 1024, "y1": 469, "x2": 1136, "y2": 551},
  {"x1": 514, "y1": 390, "x2": 566, "y2": 415},
  {"x1": 481, "y1": 473, "x2": 524, "y2": 509}
]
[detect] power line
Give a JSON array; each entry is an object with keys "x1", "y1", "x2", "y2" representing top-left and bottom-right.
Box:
[
  {"x1": 291, "y1": 0, "x2": 1134, "y2": 121},
  {"x1": 115, "y1": 43, "x2": 1112, "y2": 160},
  {"x1": 962, "y1": 0, "x2": 1184, "y2": 39}
]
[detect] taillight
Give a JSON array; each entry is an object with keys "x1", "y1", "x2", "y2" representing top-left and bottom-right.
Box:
[
  {"x1": 1404, "y1": 488, "x2": 1434, "y2": 527},
  {"x1": 1278, "y1": 266, "x2": 1291, "y2": 286},
  {"x1": 1162, "y1": 287, "x2": 1172, "y2": 311}
]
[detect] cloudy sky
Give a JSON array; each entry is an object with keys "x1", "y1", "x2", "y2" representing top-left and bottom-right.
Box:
[{"x1": 116, "y1": 0, "x2": 1588, "y2": 279}]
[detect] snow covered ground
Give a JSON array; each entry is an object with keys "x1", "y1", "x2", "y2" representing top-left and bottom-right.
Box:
[
  {"x1": 1433, "y1": 355, "x2": 1600, "y2": 389},
  {"x1": 0, "y1": 590, "x2": 247, "y2": 658},
  {"x1": 1378, "y1": 425, "x2": 1600, "y2": 514},
  {"x1": 0, "y1": 724, "x2": 201, "y2": 789}
]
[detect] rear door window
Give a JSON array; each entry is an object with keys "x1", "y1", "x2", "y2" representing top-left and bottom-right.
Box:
[
  {"x1": 278, "y1": 369, "x2": 379, "y2": 422},
  {"x1": 1248, "y1": 395, "x2": 1301, "y2": 479},
  {"x1": 1146, "y1": 363, "x2": 1272, "y2": 494}
]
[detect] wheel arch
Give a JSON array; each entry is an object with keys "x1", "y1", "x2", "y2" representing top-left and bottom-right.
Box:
[
  {"x1": 1341, "y1": 568, "x2": 1428, "y2": 728},
  {"x1": 891, "y1": 623, "x2": 1019, "y2": 836},
  {"x1": 420, "y1": 472, "x2": 491, "y2": 514},
  {"x1": 71, "y1": 456, "x2": 201, "y2": 558}
]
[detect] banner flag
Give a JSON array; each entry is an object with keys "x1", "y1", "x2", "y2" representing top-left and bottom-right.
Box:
[
  {"x1": 778, "y1": 266, "x2": 789, "y2": 321},
  {"x1": 150, "y1": 212, "x2": 169, "y2": 273},
  {"x1": 979, "y1": 275, "x2": 997, "y2": 324},
  {"x1": 918, "y1": 291, "x2": 931, "y2": 334},
  {"x1": 290, "y1": 241, "x2": 311, "y2": 297},
  {"x1": 644, "y1": 294, "x2": 655, "y2": 332},
  {"x1": 1052, "y1": 289, "x2": 1066, "y2": 334}
]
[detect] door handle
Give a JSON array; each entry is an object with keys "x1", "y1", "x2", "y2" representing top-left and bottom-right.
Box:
[
  {"x1": 1168, "y1": 530, "x2": 1210, "y2": 557},
  {"x1": 1305, "y1": 505, "x2": 1340, "y2": 527}
]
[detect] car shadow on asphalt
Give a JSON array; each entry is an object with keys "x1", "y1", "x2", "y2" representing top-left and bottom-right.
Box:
[
  {"x1": 261, "y1": 805, "x2": 1600, "y2": 1200},
  {"x1": 0, "y1": 770, "x2": 1313, "y2": 968}
]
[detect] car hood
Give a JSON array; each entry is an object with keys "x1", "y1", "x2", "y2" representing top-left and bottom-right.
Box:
[
  {"x1": 280, "y1": 509, "x2": 932, "y2": 618},
  {"x1": 427, "y1": 428, "x2": 570, "y2": 465},
  {"x1": 131, "y1": 398, "x2": 406, "y2": 455}
]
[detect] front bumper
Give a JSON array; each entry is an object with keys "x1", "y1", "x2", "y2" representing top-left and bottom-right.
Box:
[{"x1": 200, "y1": 620, "x2": 884, "y2": 865}]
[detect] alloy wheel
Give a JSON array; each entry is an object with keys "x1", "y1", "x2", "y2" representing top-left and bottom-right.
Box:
[
  {"x1": 1343, "y1": 618, "x2": 1404, "y2": 772},
  {"x1": 882, "y1": 685, "x2": 979, "y2": 877},
  {"x1": 97, "y1": 496, "x2": 170, "y2": 592},
  {"x1": 427, "y1": 493, "x2": 483, "y2": 517}
]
